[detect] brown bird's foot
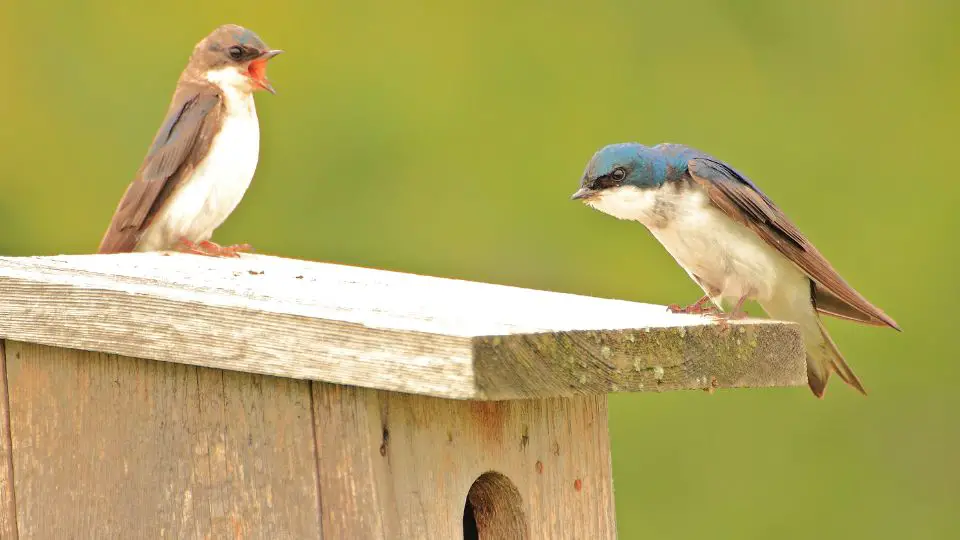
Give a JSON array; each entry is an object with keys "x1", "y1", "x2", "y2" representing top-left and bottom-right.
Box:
[
  {"x1": 176, "y1": 238, "x2": 252, "y2": 258},
  {"x1": 176, "y1": 237, "x2": 208, "y2": 256},
  {"x1": 197, "y1": 240, "x2": 254, "y2": 258},
  {"x1": 666, "y1": 295, "x2": 721, "y2": 315}
]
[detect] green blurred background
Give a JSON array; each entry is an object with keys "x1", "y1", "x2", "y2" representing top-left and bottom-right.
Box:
[{"x1": 1, "y1": 0, "x2": 957, "y2": 537}]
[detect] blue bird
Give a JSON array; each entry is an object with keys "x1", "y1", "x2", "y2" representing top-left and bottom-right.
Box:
[{"x1": 571, "y1": 142, "x2": 900, "y2": 398}]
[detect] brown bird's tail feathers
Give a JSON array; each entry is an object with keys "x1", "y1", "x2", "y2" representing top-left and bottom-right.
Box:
[
  {"x1": 806, "y1": 317, "x2": 867, "y2": 398},
  {"x1": 97, "y1": 229, "x2": 136, "y2": 254}
]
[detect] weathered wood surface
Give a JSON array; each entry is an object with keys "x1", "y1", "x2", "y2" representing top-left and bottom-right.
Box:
[
  {"x1": 312, "y1": 382, "x2": 615, "y2": 539},
  {"x1": 0, "y1": 342, "x2": 17, "y2": 539},
  {"x1": 2, "y1": 341, "x2": 615, "y2": 539},
  {"x1": 4, "y1": 341, "x2": 322, "y2": 539},
  {"x1": 0, "y1": 254, "x2": 806, "y2": 399}
]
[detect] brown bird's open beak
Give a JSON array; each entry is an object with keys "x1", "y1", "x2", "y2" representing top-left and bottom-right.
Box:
[
  {"x1": 570, "y1": 186, "x2": 596, "y2": 201},
  {"x1": 249, "y1": 49, "x2": 284, "y2": 95},
  {"x1": 261, "y1": 49, "x2": 284, "y2": 60}
]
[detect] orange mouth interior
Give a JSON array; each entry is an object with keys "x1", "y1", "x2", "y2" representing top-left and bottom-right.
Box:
[{"x1": 248, "y1": 59, "x2": 269, "y2": 87}]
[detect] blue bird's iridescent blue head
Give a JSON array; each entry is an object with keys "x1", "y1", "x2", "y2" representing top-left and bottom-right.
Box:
[{"x1": 570, "y1": 143, "x2": 674, "y2": 201}]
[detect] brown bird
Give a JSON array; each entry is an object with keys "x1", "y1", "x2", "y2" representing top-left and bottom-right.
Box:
[{"x1": 98, "y1": 24, "x2": 282, "y2": 257}]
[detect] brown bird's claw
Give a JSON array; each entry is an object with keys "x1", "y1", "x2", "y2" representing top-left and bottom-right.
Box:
[
  {"x1": 198, "y1": 240, "x2": 254, "y2": 258},
  {"x1": 176, "y1": 237, "x2": 207, "y2": 256},
  {"x1": 176, "y1": 238, "x2": 253, "y2": 258}
]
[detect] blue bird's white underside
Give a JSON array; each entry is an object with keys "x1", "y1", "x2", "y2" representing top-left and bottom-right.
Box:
[
  {"x1": 586, "y1": 184, "x2": 823, "y2": 341},
  {"x1": 138, "y1": 66, "x2": 260, "y2": 251}
]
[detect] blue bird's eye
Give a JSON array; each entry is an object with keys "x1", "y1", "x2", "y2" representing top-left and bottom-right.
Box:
[
  {"x1": 228, "y1": 46, "x2": 244, "y2": 60},
  {"x1": 611, "y1": 168, "x2": 626, "y2": 181}
]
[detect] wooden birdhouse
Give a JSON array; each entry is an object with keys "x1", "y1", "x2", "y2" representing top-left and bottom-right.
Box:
[{"x1": 0, "y1": 254, "x2": 804, "y2": 538}]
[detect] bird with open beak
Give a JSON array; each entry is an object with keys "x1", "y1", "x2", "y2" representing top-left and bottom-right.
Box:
[{"x1": 98, "y1": 24, "x2": 283, "y2": 257}]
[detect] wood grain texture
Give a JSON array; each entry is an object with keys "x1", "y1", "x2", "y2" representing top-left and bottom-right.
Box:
[
  {"x1": 0, "y1": 254, "x2": 806, "y2": 399},
  {"x1": 0, "y1": 341, "x2": 17, "y2": 540},
  {"x1": 313, "y1": 384, "x2": 400, "y2": 539},
  {"x1": 5, "y1": 341, "x2": 321, "y2": 539},
  {"x1": 312, "y1": 382, "x2": 616, "y2": 539}
]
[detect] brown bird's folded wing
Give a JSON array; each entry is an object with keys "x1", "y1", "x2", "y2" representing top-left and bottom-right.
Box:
[
  {"x1": 686, "y1": 157, "x2": 900, "y2": 330},
  {"x1": 97, "y1": 84, "x2": 223, "y2": 253}
]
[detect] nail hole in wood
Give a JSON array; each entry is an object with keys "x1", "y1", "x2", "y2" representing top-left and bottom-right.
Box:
[{"x1": 463, "y1": 471, "x2": 527, "y2": 540}]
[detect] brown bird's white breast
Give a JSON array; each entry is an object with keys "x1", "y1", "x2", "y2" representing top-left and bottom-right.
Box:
[{"x1": 137, "y1": 67, "x2": 260, "y2": 251}]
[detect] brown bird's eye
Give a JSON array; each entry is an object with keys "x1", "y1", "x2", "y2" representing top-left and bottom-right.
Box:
[
  {"x1": 228, "y1": 46, "x2": 244, "y2": 60},
  {"x1": 611, "y1": 168, "x2": 627, "y2": 181}
]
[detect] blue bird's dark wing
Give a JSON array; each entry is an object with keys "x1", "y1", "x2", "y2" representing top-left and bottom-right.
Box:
[
  {"x1": 98, "y1": 84, "x2": 223, "y2": 253},
  {"x1": 686, "y1": 157, "x2": 900, "y2": 330}
]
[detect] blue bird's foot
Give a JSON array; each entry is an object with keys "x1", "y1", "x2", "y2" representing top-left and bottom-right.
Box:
[
  {"x1": 710, "y1": 311, "x2": 749, "y2": 321},
  {"x1": 708, "y1": 295, "x2": 750, "y2": 328},
  {"x1": 667, "y1": 295, "x2": 720, "y2": 315}
]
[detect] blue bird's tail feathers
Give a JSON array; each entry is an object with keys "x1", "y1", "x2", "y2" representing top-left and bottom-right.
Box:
[{"x1": 808, "y1": 317, "x2": 867, "y2": 398}]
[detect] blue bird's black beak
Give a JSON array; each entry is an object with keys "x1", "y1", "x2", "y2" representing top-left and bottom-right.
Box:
[{"x1": 570, "y1": 187, "x2": 595, "y2": 201}]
